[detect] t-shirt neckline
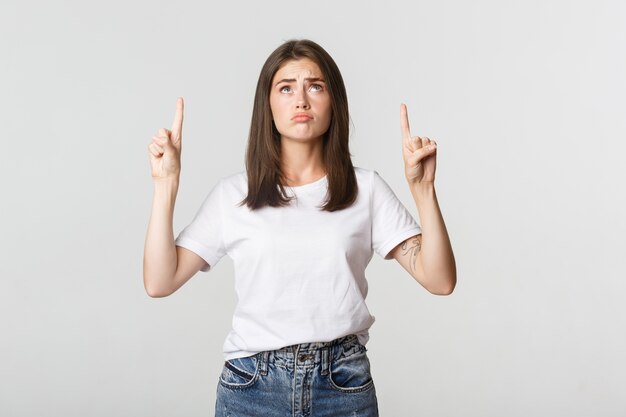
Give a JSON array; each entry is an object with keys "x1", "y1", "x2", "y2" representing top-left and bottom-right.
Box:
[{"x1": 286, "y1": 174, "x2": 328, "y2": 191}]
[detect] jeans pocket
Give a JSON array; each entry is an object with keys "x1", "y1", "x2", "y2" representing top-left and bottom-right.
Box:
[
  {"x1": 219, "y1": 353, "x2": 261, "y2": 389},
  {"x1": 328, "y1": 345, "x2": 375, "y2": 393}
]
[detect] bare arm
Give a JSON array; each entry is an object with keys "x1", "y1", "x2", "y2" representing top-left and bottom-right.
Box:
[
  {"x1": 142, "y1": 97, "x2": 207, "y2": 297},
  {"x1": 396, "y1": 103, "x2": 456, "y2": 295},
  {"x1": 390, "y1": 184, "x2": 456, "y2": 295},
  {"x1": 389, "y1": 234, "x2": 426, "y2": 285},
  {"x1": 143, "y1": 179, "x2": 207, "y2": 297}
]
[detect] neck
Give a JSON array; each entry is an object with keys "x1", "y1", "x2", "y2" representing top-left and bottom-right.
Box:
[{"x1": 280, "y1": 136, "x2": 326, "y2": 185}]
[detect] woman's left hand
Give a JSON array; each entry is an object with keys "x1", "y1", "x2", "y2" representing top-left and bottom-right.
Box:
[{"x1": 400, "y1": 103, "x2": 437, "y2": 185}]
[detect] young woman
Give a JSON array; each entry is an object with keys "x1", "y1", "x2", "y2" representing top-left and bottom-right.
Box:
[{"x1": 144, "y1": 39, "x2": 456, "y2": 417}]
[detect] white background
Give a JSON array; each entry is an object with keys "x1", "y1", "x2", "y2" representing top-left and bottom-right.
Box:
[{"x1": 1, "y1": 0, "x2": 625, "y2": 416}]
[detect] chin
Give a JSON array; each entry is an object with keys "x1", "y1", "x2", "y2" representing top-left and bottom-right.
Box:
[
  {"x1": 285, "y1": 135, "x2": 325, "y2": 143},
  {"x1": 280, "y1": 130, "x2": 326, "y2": 142}
]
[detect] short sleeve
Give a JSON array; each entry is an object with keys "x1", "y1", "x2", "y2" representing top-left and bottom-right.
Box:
[
  {"x1": 174, "y1": 179, "x2": 226, "y2": 272},
  {"x1": 371, "y1": 170, "x2": 422, "y2": 260}
]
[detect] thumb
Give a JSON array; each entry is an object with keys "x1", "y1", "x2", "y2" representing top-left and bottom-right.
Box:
[
  {"x1": 158, "y1": 128, "x2": 175, "y2": 149},
  {"x1": 409, "y1": 147, "x2": 434, "y2": 166},
  {"x1": 165, "y1": 127, "x2": 181, "y2": 149}
]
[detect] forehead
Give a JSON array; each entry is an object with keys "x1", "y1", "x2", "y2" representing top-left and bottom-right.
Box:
[{"x1": 272, "y1": 58, "x2": 323, "y2": 81}]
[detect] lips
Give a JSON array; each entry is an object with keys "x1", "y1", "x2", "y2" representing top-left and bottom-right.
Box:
[{"x1": 291, "y1": 113, "x2": 313, "y2": 121}]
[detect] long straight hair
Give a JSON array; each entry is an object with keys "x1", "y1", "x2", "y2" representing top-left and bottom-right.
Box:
[{"x1": 238, "y1": 39, "x2": 358, "y2": 212}]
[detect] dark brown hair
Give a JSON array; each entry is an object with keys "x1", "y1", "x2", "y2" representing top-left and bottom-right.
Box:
[{"x1": 238, "y1": 39, "x2": 358, "y2": 212}]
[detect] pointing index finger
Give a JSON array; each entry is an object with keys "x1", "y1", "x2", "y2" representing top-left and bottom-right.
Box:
[
  {"x1": 400, "y1": 103, "x2": 411, "y2": 144},
  {"x1": 171, "y1": 97, "x2": 184, "y2": 143}
]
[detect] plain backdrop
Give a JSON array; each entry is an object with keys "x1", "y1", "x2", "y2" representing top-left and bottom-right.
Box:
[{"x1": 1, "y1": 0, "x2": 625, "y2": 416}]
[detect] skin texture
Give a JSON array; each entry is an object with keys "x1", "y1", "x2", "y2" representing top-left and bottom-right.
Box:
[
  {"x1": 144, "y1": 98, "x2": 210, "y2": 297},
  {"x1": 398, "y1": 235, "x2": 423, "y2": 276},
  {"x1": 269, "y1": 58, "x2": 331, "y2": 186},
  {"x1": 389, "y1": 104, "x2": 456, "y2": 295}
]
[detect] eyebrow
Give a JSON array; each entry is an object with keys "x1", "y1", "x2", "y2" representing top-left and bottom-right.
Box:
[{"x1": 274, "y1": 77, "x2": 326, "y2": 87}]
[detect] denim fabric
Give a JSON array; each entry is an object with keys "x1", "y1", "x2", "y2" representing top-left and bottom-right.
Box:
[{"x1": 215, "y1": 334, "x2": 379, "y2": 417}]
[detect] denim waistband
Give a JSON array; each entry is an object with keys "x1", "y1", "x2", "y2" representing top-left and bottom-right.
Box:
[
  {"x1": 274, "y1": 333, "x2": 359, "y2": 354},
  {"x1": 257, "y1": 334, "x2": 363, "y2": 377}
]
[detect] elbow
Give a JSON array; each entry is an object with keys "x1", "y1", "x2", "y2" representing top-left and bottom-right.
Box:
[
  {"x1": 143, "y1": 274, "x2": 173, "y2": 298},
  {"x1": 425, "y1": 273, "x2": 456, "y2": 296},
  {"x1": 430, "y1": 284, "x2": 455, "y2": 296},
  {"x1": 145, "y1": 286, "x2": 170, "y2": 298}
]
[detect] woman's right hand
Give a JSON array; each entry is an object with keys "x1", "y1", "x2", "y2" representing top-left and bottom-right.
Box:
[{"x1": 148, "y1": 97, "x2": 184, "y2": 181}]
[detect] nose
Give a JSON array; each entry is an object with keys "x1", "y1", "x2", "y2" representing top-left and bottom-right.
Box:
[{"x1": 295, "y1": 88, "x2": 310, "y2": 110}]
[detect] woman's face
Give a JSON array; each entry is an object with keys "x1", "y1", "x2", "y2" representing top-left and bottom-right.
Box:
[{"x1": 269, "y1": 58, "x2": 332, "y2": 144}]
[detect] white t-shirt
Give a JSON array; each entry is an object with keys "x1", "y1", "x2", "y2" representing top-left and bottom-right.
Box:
[{"x1": 175, "y1": 166, "x2": 421, "y2": 361}]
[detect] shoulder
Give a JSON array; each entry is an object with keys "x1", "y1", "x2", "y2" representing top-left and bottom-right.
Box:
[
  {"x1": 353, "y1": 166, "x2": 393, "y2": 200},
  {"x1": 353, "y1": 166, "x2": 376, "y2": 185},
  {"x1": 220, "y1": 170, "x2": 246, "y2": 184},
  {"x1": 353, "y1": 166, "x2": 390, "y2": 190},
  {"x1": 197, "y1": 171, "x2": 246, "y2": 209},
  {"x1": 218, "y1": 170, "x2": 247, "y2": 193}
]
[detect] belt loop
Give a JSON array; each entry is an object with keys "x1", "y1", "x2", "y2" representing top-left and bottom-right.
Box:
[
  {"x1": 321, "y1": 347, "x2": 330, "y2": 375},
  {"x1": 259, "y1": 351, "x2": 269, "y2": 376}
]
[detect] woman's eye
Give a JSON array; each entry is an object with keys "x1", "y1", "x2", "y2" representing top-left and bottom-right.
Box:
[
  {"x1": 280, "y1": 86, "x2": 292, "y2": 93},
  {"x1": 310, "y1": 84, "x2": 323, "y2": 92}
]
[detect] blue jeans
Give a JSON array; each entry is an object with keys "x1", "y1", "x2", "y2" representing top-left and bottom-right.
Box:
[{"x1": 215, "y1": 334, "x2": 379, "y2": 417}]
